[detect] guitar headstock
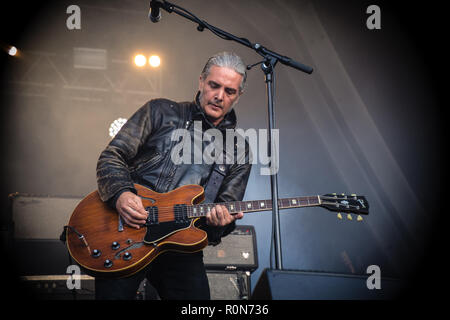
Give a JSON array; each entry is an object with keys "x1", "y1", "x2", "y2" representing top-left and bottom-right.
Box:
[{"x1": 320, "y1": 193, "x2": 369, "y2": 221}]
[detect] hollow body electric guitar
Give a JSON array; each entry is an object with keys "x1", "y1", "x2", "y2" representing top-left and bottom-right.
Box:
[{"x1": 65, "y1": 184, "x2": 369, "y2": 278}]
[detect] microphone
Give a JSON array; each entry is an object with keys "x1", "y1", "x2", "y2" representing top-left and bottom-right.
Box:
[{"x1": 149, "y1": 0, "x2": 162, "y2": 23}]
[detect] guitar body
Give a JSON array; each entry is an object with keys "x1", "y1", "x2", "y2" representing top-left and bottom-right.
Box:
[{"x1": 66, "y1": 184, "x2": 208, "y2": 278}]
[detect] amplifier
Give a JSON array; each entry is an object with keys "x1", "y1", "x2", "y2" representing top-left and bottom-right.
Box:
[
  {"x1": 9, "y1": 193, "x2": 82, "y2": 239},
  {"x1": 203, "y1": 225, "x2": 258, "y2": 271},
  {"x1": 9, "y1": 193, "x2": 85, "y2": 276},
  {"x1": 20, "y1": 275, "x2": 95, "y2": 300},
  {"x1": 19, "y1": 271, "x2": 250, "y2": 300}
]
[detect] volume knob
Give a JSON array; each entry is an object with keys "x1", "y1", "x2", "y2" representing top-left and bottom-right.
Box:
[
  {"x1": 111, "y1": 241, "x2": 120, "y2": 250},
  {"x1": 123, "y1": 252, "x2": 132, "y2": 261},
  {"x1": 104, "y1": 259, "x2": 113, "y2": 268},
  {"x1": 91, "y1": 249, "x2": 101, "y2": 258}
]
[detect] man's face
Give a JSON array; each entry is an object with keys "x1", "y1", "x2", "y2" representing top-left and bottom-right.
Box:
[{"x1": 198, "y1": 65, "x2": 243, "y2": 126}]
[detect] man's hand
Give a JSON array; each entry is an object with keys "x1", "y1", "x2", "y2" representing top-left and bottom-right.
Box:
[
  {"x1": 206, "y1": 204, "x2": 244, "y2": 227},
  {"x1": 116, "y1": 191, "x2": 148, "y2": 229}
]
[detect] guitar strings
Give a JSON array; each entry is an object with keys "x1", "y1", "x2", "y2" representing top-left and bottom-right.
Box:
[
  {"x1": 319, "y1": 196, "x2": 364, "y2": 200},
  {"x1": 146, "y1": 202, "x2": 365, "y2": 222},
  {"x1": 146, "y1": 201, "x2": 364, "y2": 212},
  {"x1": 141, "y1": 195, "x2": 365, "y2": 221},
  {"x1": 147, "y1": 201, "x2": 257, "y2": 218},
  {"x1": 142, "y1": 197, "x2": 320, "y2": 213},
  {"x1": 319, "y1": 201, "x2": 365, "y2": 210}
]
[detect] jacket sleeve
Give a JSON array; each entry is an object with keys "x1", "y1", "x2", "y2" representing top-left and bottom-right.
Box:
[{"x1": 96, "y1": 101, "x2": 153, "y2": 204}]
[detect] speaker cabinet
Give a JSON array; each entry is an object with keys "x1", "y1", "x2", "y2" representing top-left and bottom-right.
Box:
[
  {"x1": 252, "y1": 268, "x2": 403, "y2": 300},
  {"x1": 207, "y1": 271, "x2": 251, "y2": 300},
  {"x1": 9, "y1": 193, "x2": 84, "y2": 276}
]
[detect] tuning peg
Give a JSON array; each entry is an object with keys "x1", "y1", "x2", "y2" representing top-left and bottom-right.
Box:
[
  {"x1": 337, "y1": 213, "x2": 343, "y2": 220},
  {"x1": 357, "y1": 215, "x2": 363, "y2": 221},
  {"x1": 346, "y1": 214, "x2": 353, "y2": 220}
]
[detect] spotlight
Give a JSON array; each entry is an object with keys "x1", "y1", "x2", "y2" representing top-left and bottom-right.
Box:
[
  {"x1": 149, "y1": 55, "x2": 161, "y2": 68},
  {"x1": 134, "y1": 54, "x2": 146, "y2": 67},
  {"x1": 8, "y1": 46, "x2": 17, "y2": 56},
  {"x1": 109, "y1": 118, "x2": 127, "y2": 138}
]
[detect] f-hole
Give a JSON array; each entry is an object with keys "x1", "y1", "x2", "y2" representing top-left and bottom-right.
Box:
[{"x1": 140, "y1": 196, "x2": 156, "y2": 204}]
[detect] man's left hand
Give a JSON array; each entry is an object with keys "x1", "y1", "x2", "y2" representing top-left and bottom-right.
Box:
[{"x1": 206, "y1": 204, "x2": 244, "y2": 227}]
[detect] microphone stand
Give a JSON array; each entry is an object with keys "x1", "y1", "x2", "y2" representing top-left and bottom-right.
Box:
[{"x1": 154, "y1": 0, "x2": 313, "y2": 270}]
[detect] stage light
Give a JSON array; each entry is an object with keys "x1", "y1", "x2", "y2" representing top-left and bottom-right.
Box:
[
  {"x1": 149, "y1": 55, "x2": 161, "y2": 68},
  {"x1": 134, "y1": 54, "x2": 146, "y2": 67},
  {"x1": 109, "y1": 118, "x2": 127, "y2": 138},
  {"x1": 8, "y1": 46, "x2": 17, "y2": 56}
]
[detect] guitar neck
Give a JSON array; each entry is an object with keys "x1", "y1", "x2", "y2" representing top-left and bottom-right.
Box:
[{"x1": 187, "y1": 196, "x2": 321, "y2": 218}]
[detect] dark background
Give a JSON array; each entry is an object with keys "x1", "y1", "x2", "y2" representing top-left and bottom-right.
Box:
[{"x1": 0, "y1": 0, "x2": 445, "y2": 302}]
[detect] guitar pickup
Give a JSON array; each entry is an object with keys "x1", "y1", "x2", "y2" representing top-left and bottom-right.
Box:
[{"x1": 174, "y1": 204, "x2": 189, "y2": 223}]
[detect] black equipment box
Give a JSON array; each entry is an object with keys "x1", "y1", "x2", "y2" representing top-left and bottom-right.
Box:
[{"x1": 203, "y1": 225, "x2": 258, "y2": 272}]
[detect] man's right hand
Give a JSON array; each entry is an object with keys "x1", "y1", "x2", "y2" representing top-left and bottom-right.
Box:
[{"x1": 115, "y1": 191, "x2": 148, "y2": 229}]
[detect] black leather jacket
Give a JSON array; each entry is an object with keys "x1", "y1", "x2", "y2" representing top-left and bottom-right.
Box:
[{"x1": 96, "y1": 95, "x2": 252, "y2": 244}]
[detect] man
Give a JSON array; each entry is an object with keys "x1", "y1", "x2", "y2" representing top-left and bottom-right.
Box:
[{"x1": 95, "y1": 52, "x2": 252, "y2": 299}]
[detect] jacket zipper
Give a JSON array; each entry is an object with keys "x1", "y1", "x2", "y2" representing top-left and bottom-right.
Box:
[{"x1": 155, "y1": 105, "x2": 189, "y2": 192}]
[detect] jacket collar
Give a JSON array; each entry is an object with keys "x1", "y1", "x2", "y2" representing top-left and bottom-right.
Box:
[{"x1": 191, "y1": 91, "x2": 237, "y2": 130}]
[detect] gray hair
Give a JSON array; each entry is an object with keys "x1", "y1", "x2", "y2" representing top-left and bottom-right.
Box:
[{"x1": 201, "y1": 52, "x2": 247, "y2": 93}]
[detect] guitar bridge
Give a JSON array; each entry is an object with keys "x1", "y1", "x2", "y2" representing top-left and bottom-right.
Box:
[{"x1": 145, "y1": 206, "x2": 159, "y2": 226}]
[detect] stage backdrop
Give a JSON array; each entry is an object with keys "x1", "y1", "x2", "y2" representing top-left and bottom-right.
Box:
[{"x1": 0, "y1": 0, "x2": 442, "y2": 297}]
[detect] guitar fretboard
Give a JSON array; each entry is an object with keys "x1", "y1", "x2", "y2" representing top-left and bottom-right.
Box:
[{"x1": 187, "y1": 196, "x2": 320, "y2": 217}]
